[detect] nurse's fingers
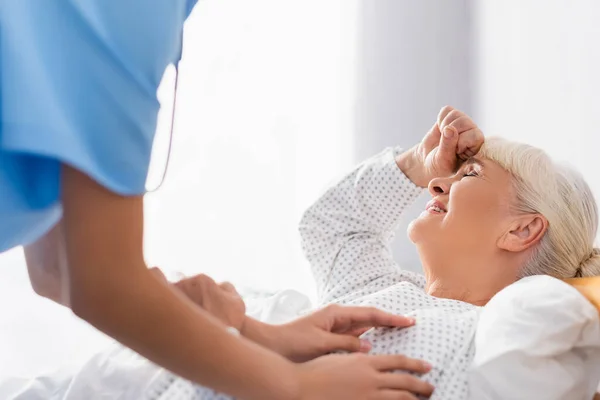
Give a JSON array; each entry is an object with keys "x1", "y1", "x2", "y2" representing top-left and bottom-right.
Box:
[
  {"x1": 149, "y1": 267, "x2": 167, "y2": 283},
  {"x1": 323, "y1": 305, "x2": 416, "y2": 332},
  {"x1": 370, "y1": 354, "x2": 432, "y2": 374},
  {"x1": 346, "y1": 326, "x2": 373, "y2": 337},
  {"x1": 379, "y1": 373, "x2": 434, "y2": 397},
  {"x1": 375, "y1": 390, "x2": 419, "y2": 400},
  {"x1": 219, "y1": 281, "x2": 239, "y2": 295}
]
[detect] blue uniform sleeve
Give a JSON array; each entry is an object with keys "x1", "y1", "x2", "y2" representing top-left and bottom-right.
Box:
[
  {"x1": 0, "y1": 0, "x2": 197, "y2": 250},
  {"x1": 1, "y1": 0, "x2": 198, "y2": 197}
]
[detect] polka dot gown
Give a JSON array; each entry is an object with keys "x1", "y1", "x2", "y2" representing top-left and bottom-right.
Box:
[
  {"x1": 146, "y1": 147, "x2": 480, "y2": 400},
  {"x1": 299, "y1": 147, "x2": 480, "y2": 400}
]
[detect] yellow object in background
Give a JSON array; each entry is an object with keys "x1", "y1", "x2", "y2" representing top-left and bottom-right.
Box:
[{"x1": 564, "y1": 277, "x2": 600, "y2": 313}]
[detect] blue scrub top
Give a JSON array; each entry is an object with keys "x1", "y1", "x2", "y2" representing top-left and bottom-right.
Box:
[{"x1": 0, "y1": 0, "x2": 198, "y2": 252}]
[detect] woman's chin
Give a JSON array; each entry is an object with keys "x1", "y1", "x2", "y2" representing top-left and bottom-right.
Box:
[
  {"x1": 407, "y1": 219, "x2": 422, "y2": 243},
  {"x1": 408, "y1": 214, "x2": 440, "y2": 243}
]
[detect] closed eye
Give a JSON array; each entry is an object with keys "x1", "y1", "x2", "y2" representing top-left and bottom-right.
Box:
[{"x1": 462, "y1": 171, "x2": 479, "y2": 178}]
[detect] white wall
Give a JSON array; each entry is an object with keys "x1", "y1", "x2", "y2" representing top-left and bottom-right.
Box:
[
  {"x1": 144, "y1": 0, "x2": 359, "y2": 296},
  {"x1": 473, "y1": 0, "x2": 600, "y2": 207},
  {"x1": 353, "y1": 0, "x2": 473, "y2": 272}
]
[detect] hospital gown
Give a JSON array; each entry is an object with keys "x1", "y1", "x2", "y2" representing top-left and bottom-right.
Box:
[{"x1": 145, "y1": 147, "x2": 480, "y2": 400}]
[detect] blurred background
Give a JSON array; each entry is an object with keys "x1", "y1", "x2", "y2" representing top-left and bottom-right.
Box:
[{"x1": 1, "y1": 0, "x2": 599, "y2": 379}]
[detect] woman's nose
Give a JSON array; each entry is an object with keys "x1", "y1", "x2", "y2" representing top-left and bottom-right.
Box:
[{"x1": 428, "y1": 176, "x2": 451, "y2": 196}]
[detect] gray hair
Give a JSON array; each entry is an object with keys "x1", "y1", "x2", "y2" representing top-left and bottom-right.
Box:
[{"x1": 479, "y1": 137, "x2": 600, "y2": 278}]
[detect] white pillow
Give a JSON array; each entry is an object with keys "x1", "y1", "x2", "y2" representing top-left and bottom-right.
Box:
[{"x1": 468, "y1": 275, "x2": 600, "y2": 400}]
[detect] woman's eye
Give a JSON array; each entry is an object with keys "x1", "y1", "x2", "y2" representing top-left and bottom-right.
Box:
[{"x1": 462, "y1": 171, "x2": 479, "y2": 178}]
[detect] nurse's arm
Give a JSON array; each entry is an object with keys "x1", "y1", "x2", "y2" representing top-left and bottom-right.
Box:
[
  {"x1": 24, "y1": 222, "x2": 69, "y2": 306},
  {"x1": 59, "y1": 164, "x2": 298, "y2": 399}
]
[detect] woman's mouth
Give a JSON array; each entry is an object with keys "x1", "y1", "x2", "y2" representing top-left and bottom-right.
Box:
[{"x1": 425, "y1": 200, "x2": 447, "y2": 214}]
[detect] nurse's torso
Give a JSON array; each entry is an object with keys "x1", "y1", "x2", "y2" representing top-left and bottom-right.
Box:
[{"x1": 0, "y1": 0, "x2": 197, "y2": 252}]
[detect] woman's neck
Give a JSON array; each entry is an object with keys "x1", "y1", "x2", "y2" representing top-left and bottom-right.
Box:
[
  {"x1": 425, "y1": 278, "x2": 492, "y2": 306},
  {"x1": 428, "y1": 282, "x2": 491, "y2": 306},
  {"x1": 422, "y1": 255, "x2": 521, "y2": 306}
]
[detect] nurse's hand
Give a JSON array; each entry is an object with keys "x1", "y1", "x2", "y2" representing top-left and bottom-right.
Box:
[
  {"x1": 241, "y1": 304, "x2": 417, "y2": 362},
  {"x1": 177, "y1": 274, "x2": 247, "y2": 331},
  {"x1": 151, "y1": 268, "x2": 246, "y2": 331},
  {"x1": 297, "y1": 353, "x2": 434, "y2": 399}
]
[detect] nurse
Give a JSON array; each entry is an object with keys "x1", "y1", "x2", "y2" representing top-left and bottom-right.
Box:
[{"x1": 0, "y1": 1, "x2": 433, "y2": 399}]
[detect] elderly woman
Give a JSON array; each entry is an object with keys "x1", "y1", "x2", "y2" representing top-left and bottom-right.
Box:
[{"x1": 298, "y1": 106, "x2": 600, "y2": 399}]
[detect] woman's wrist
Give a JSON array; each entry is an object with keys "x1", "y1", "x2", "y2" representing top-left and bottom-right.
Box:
[{"x1": 395, "y1": 146, "x2": 428, "y2": 188}]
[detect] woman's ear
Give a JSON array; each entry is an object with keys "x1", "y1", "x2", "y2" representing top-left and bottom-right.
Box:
[{"x1": 498, "y1": 214, "x2": 548, "y2": 253}]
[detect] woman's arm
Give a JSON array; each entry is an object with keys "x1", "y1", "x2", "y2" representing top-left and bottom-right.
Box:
[{"x1": 299, "y1": 148, "x2": 424, "y2": 305}]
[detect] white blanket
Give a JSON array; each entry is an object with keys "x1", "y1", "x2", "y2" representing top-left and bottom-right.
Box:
[{"x1": 0, "y1": 290, "x2": 312, "y2": 400}]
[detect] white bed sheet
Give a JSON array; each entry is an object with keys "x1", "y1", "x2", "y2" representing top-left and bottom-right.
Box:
[
  {"x1": 0, "y1": 288, "x2": 312, "y2": 400},
  {"x1": 0, "y1": 249, "x2": 114, "y2": 379}
]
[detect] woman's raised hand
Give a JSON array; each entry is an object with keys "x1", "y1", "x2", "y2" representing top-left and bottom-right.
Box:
[{"x1": 398, "y1": 106, "x2": 484, "y2": 187}]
